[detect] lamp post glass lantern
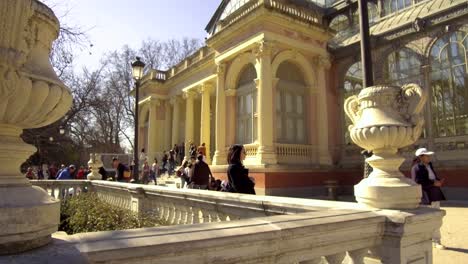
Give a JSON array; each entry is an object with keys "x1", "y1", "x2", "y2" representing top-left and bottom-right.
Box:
[
  {"x1": 59, "y1": 126, "x2": 65, "y2": 135},
  {"x1": 131, "y1": 57, "x2": 145, "y2": 182}
]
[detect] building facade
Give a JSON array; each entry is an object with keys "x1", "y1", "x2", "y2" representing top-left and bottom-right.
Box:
[{"x1": 137, "y1": 0, "x2": 468, "y2": 197}]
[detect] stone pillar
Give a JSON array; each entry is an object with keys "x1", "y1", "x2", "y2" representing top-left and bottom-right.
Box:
[
  {"x1": 225, "y1": 89, "x2": 237, "y2": 148},
  {"x1": 200, "y1": 82, "x2": 213, "y2": 164},
  {"x1": 370, "y1": 208, "x2": 445, "y2": 264},
  {"x1": 184, "y1": 91, "x2": 196, "y2": 159},
  {"x1": 164, "y1": 100, "x2": 172, "y2": 151},
  {"x1": 0, "y1": 0, "x2": 72, "y2": 254},
  {"x1": 171, "y1": 96, "x2": 181, "y2": 147},
  {"x1": 314, "y1": 55, "x2": 333, "y2": 166},
  {"x1": 213, "y1": 63, "x2": 227, "y2": 165},
  {"x1": 147, "y1": 99, "x2": 159, "y2": 163},
  {"x1": 254, "y1": 41, "x2": 277, "y2": 165}
]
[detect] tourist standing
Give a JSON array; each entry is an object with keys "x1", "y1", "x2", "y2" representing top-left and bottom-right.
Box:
[
  {"x1": 412, "y1": 148, "x2": 446, "y2": 249},
  {"x1": 189, "y1": 154, "x2": 211, "y2": 190},
  {"x1": 112, "y1": 157, "x2": 129, "y2": 182},
  {"x1": 176, "y1": 160, "x2": 190, "y2": 189},
  {"x1": 76, "y1": 166, "x2": 86, "y2": 180},
  {"x1": 25, "y1": 167, "x2": 36, "y2": 180},
  {"x1": 227, "y1": 144, "x2": 255, "y2": 194},
  {"x1": 197, "y1": 143, "x2": 207, "y2": 159},
  {"x1": 150, "y1": 158, "x2": 159, "y2": 184},
  {"x1": 56, "y1": 165, "x2": 76, "y2": 180},
  {"x1": 141, "y1": 159, "x2": 150, "y2": 184},
  {"x1": 169, "y1": 149, "x2": 176, "y2": 175}
]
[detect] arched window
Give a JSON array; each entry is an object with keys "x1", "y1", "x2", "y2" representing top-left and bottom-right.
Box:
[
  {"x1": 430, "y1": 31, "x2": 468, "y2": 137},
  {"x1": 275, "y1": 61, "x2": 307, "y2": 144},
  {"x1": 329, "y1": 14, "x2": 349, "y2": 32},
  {"x1": 236, "y1": 64, "x2": 257, "y2": 144},
  {"x1": 343, "y1": 62, "x2": 363, "y2": 144},
  {"x1": 386, "y1": 48, "x2": 422, "y2": 85}
]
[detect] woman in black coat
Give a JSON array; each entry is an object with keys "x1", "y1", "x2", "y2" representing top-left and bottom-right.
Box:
[
  {"x1": 227, "y1": 145, "x2": 255, "y2": 195},
  {"x1": 412, "y1": 148, "x2": 446, "y2": 249}
]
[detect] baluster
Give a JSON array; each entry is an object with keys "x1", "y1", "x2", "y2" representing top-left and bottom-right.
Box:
[
  {"x1": 178, "y1": 203, "x2": 188, "y2": 225},
  {"x1": 299, "y1": 258, "x2": 322, "y2": 264},
  {"x1": 192, "y1": 208, "x2": 200, "y2": 224},
  {"x1": 201, "y1": 209, "x2": 210, "y2": 223},
  {"x1": 169, "y1": 203, "x2": 178, "y2": 225},
  {"x1": 218, "y1": 212, "x2": 228, "y2": 222},
  {"x1": 163, "y1": 201, "x2": 171, "y2": 223},
  {"x1": 50, "y1": 187, "x2": 55, "y2": 198},
  {"x1": 348, "y1": 248, "x2": 368, "y2": 264},
  {"x1": 325, "y1": 252, "x2": 345, "y2": 264}
]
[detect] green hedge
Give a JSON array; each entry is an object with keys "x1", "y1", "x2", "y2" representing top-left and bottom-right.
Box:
[{"x1": 59, "y1": 192, "x2": 164, "y2": 234}]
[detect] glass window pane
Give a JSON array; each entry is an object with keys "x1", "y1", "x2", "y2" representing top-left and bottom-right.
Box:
[
  {"x1": 297, "y1": 119, "x2": 304, "y2": 142},
  {"x1": 296, "y1": 95, "x2": 303, "y2": 114},
  {"x1": 286, "y1": 93, "x2": 292, "y2": 113},
  {"x1": 286, "y1": 118, "x2": 294, "y2": 141}
]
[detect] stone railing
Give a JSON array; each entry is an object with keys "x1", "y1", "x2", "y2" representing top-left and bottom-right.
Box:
[
  {"x1": 31, "y1": 180, "x2": 90, "y2": 200},
  {"x1": 24, "y1": 180, "x2": 445, "y2": 264},
  {"x1": 61, "y1": 209, "x2": 385, "y2": 264},
  {"x1": 90, "y1": 180, "x2": 349, "y2": 225},
  {"x1": 276, "y1": 143, "x2": 317, "y2": 164},
  {"x1": 244, "y1": 143, "x2": 259, "y2": 157}
]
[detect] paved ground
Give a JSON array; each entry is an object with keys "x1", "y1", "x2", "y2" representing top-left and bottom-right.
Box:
[{"x1": 433, "y1": 201, "x2": 468, "y2": 263}]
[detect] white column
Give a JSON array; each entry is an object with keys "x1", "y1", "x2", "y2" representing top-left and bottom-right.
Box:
[
  {"x1": 254, "y1": 40, "x2": 277, "y2": 165},
  {"x1": 171, "y1": 96, "x2": 181, "y2": 147},
  {"x1": 213, "y1": 63, "x2": 227, "y2": 165},
  {"x1": 147, "y1": 99, "x2": 160, "y2": 163},
  {"x1": 314, "y1": 55, "x2": 333, "y2": 166},
  {"x1": 164, "y1": 100, "x2": 172, "y2": 151},
  {"x1": 200, "y1": 82, "x2": 213, "y2": 164},
  {"x1": 184, "y1": 91, "x2": 195, "y2": 159}
]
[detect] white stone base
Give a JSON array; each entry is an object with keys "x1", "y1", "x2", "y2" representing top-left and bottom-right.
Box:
[
  {"x1": 354, "y1": 177, "x2": 422, "y2": 209},
  {"x1": 0, "y1": 185, "x2": 60, "y2": 255}
]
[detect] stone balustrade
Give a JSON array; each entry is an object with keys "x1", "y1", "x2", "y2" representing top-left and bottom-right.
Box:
[
  {"x1": 276, "y1": 143, "x2": 318, "y2": 164},
  {"x1": 31, "y1": 180, "x2": 90, "y2": 200},
  {"x1": 89, "y1": 180, "x2": 356, "y2": 225},
  {"x1": 24, "y1": 180, "x2": 445, "y2": 264}
]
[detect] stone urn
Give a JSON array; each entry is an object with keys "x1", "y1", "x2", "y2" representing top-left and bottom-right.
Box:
[
  {"x1": 0, "y1": 0, "x2": 72, "y2": 254},
  {"x1": 344, "y1": 84, "x2": 427, "y2": 209},
  {"x1": 87, "y1": 153, "x2": 104, "y2": 180}
]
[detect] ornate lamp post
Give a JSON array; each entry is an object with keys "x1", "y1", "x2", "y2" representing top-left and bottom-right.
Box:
[{"x1": 131, "y1": 57, "x2": 145, "y2": 182}]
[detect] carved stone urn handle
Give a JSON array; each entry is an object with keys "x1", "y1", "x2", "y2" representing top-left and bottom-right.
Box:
[
  {"x1": 401, "y1": 83, "x2": 427, "y2": 142},
  {"x1": 344, "y1": 95, "x2": 360, "y2": 128}
]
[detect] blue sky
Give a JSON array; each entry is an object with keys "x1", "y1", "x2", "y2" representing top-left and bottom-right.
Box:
[{"x1": 46, "y1": 0, "x2": 220, "y2": 70}]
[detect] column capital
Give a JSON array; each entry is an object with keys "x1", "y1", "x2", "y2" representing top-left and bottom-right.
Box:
[
  {"x1": 169, "y1": 96, "x2": 181, "y2": 105},
  {"x1": 216, "y1": 62, "x2": 226, "y2": 76},
  {"x1": 225, "y1": 89, "x2": 237, "y2": 97},
  {"x1": 272, "y1": 77, "x2": 280, "y2": 88},
  {"x1": 149, "y1": 97, "x2": 160, "y2": 107},
  {"x1": 254, "y1": 40, "x2": 275, "y2": 59},
  {"x1": 183, "y1": 90, "x2": 196, "y2": 99},
  {"x1": 200, "y1": 82, "x2": 214, "y2": 94},
  {"x1": 313, "y1": 55, "x2": 332, "y2": 69}
]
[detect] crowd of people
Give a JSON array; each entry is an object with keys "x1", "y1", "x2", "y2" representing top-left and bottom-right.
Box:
[
  {"x1": 115, "y1": 142, "x2": 256, "y2": 195},
  {"x1": 26, "y1": 142, "x2": 257, "y2": 196},
  {"x1": 25, "y1": 164, "x2": 98, "y2": 180}
]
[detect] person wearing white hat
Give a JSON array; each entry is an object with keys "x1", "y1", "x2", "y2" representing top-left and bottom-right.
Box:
[{"x1": 412, "y1": 147, "x2": 446, "y2": 249}]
